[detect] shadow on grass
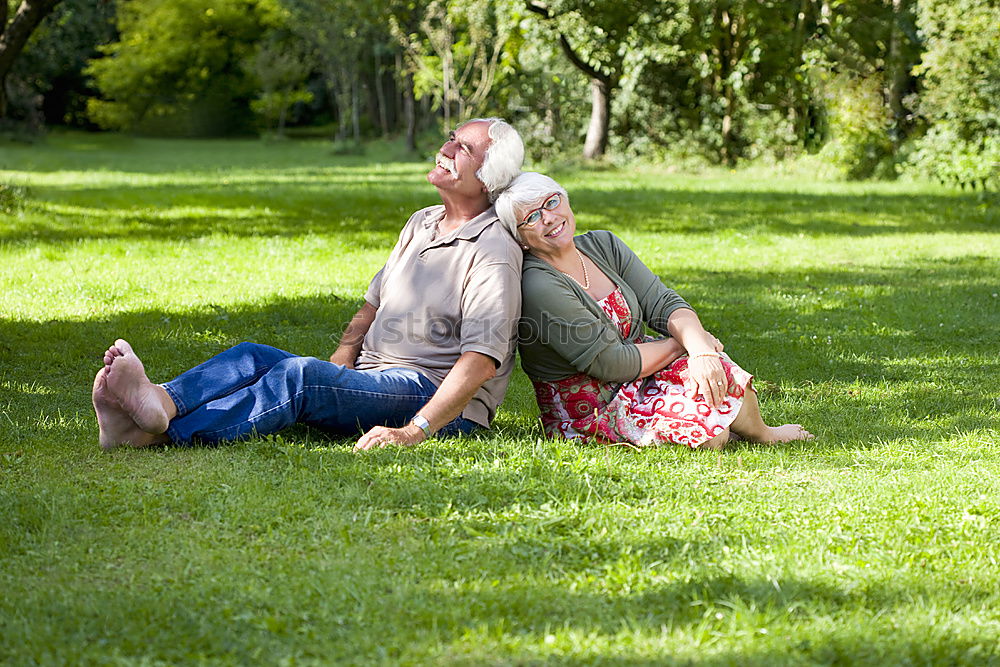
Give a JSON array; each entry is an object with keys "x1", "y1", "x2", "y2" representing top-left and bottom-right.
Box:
[
  {"x1": 416, "y1": 574, "x2": 998, "y2": 664},
  {"x1": 1, "y1": 254, "x2": 997, "y2": 454},
  {"x1": 2, "y1": 182, "x2": 996, "y2": 244},
  {"x1": 569, "y1": 187, "x2": 998, "y2": 238}
]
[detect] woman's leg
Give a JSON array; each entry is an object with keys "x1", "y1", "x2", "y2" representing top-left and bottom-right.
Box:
[
  {"x1": 699, "y1": 426, "x2": 730, "y2": 450},
  {"x1": 728, "y1": 388, "x2": 813, "y2": 443}
]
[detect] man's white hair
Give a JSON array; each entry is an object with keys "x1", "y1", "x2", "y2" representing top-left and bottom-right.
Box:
[
  {"x1": 462, "y1": 117, "x2": 524, "y2": 202},
  {"x1": 494, "y1": 171, "x2": 568, "y2": 235}
]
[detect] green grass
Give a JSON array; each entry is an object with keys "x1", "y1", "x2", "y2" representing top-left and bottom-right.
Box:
[{"x1": 2, "y1": 131, "x2": 999, "y2": 665}]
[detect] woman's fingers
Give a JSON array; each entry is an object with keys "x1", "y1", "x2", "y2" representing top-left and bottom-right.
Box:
[{"x1": 689, "y1": 357, "x2": 726, "y2": 407}]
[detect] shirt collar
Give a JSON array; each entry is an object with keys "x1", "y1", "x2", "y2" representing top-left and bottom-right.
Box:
[{"x1": 421, "y1": 205, "x2": 502, "y2": 247}]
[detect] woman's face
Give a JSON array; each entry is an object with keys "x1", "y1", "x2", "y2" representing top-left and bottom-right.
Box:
[{"x1": 516, "y1": 192, "x2": 576, "y2": 256}]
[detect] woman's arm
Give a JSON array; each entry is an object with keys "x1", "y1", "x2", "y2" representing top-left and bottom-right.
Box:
[
  {"x1": 634, "y1": 331, "x2": 723, "y2": 379},
  {"x1": 667, "y1": 307, "x2": 728, "y2": 407},
  {"x1": 520, "y1": 268, "x2": 642, "y2": 383},
  {"x1": 599, "y1": 232, "x2": 691, "y2": 335},
  {"x1": 635, "y1": 337, "x2": 685, "y2": 378}
]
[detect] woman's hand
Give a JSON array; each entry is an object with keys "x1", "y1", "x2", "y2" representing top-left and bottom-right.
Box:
[{"x1": 686, "y1": 354, "x2": 728, "y2": 408}]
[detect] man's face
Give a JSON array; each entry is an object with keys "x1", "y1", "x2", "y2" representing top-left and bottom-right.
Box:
[{"x1": 427, "y1": 121, "x2": 491, "y2": 197}]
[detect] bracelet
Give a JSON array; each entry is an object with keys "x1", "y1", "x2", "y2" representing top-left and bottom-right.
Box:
[
  {"x1": 689, "y1": 352, "x2": 721, "y2": 360},
  {"x1": 410, "y1": 414, "x2": 433, "y2": 438}
]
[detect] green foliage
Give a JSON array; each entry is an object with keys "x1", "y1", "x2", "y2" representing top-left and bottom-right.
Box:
[
  {"x1": 497, "y1": 9, "x2": 590, "y2": 162},
  {"x1": 11, "y1": 0, "x2": 1000, "y2": 182},
  {"x1": 85, "y1": 0, "x2": 284, "y2": 136},
  {"x1": 9, "y1": 0, "x2": 118, "y2": 128},
  {"x1": 248, "y1": 33, "x2": 313, "y2": 134},
  {"x1": 906, "y1": 126, "x2": 1000, "y2": 191},
  {"x1": 905, "y1": 0, "x2": 1000, "y2": 189},
  {"x1": 818, "y1": 73, "x2": 896, "y2": 180},
  {"x1": 0, "y1": 181, "x2": 28, "y2": 214},
  {"x1": 2, "y1": 134, "x2": 1000, "y2": 662},
  {"x1": 393, "y1": 0, "x2": 516, "y2": 123}
]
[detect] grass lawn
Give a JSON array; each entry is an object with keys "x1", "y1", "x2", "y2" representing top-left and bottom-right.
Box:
[{"x1": 2, "y1": 132, "x2": 999, "y2": 665}]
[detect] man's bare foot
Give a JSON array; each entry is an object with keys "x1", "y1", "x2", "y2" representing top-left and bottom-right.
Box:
[
  {"x1": 760, "y1": 424, "x2": 814, "y2": 444},
  {"x1": 106, "y1": 339, "x2": 173, "y2": 434},
  {"x1": 103, "y1": 343, "x2": 124, "y2": 369},
  {"x1": 93, "y1": 367, "x2": 166, "y2": 450}
]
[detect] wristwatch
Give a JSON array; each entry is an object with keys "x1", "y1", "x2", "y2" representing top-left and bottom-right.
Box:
[{"x1": 410, "y1": 414, "x2": 433, "y2": 438}]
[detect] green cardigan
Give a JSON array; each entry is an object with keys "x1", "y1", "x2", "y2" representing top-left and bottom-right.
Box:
[{"x1": 518, "y1": 230, "x2": 693, "y2": 385}]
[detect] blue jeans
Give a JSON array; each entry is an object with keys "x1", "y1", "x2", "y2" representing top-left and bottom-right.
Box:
[{"x1": 160, "y1": 342, "x2": 479, "y2": 445}]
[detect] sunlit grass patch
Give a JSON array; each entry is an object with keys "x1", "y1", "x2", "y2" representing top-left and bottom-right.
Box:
[{"x1": 1, "y1": 132, "x2": 999, "y2": 664}]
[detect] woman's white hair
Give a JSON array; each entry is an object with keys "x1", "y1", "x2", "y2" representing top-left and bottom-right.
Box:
[
  {"x1": 462, "y1": 117, "x2": 524, "y2": 202},
  {"x1": 494, "y1": 171, "x2": 568, "y2": 235}
]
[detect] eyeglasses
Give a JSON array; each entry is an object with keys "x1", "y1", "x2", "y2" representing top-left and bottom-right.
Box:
[{"x1": 518, "y1": 193, "x2": 561, "y2": 228}]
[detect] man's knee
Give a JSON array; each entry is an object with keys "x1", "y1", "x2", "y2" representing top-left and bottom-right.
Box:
[
  {"x1": 231, "y1": 341, "x2": 259, "y2": 355},
  {"x1": 274, "y1": 355, "x2": 343, "y2": 385}
]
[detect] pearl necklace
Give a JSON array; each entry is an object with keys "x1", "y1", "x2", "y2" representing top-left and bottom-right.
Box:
[{"x1": 559, "y1": 248, "x2": 591, "y2": 289}]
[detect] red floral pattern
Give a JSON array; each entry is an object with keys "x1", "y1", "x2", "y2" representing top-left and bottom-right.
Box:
[{"x1": 532, "y1": 287, "x2": 753, "y2": 449}]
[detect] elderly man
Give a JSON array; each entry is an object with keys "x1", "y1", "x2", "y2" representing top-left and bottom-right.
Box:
[{"x1": 93, "y1": 117, "x2": 524, "y2": 451}]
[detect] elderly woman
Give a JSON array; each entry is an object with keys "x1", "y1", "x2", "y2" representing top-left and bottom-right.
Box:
[{"x1": 496, "y1": 172, "x2": 812, "y2": 450}]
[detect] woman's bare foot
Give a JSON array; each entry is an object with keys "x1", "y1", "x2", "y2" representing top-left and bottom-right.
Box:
[
  {"x1": 699, "y1": 427, "x2": 730, "y2": 450},
  {"x1": 105, "y1": 339, "x2": 174, "y2": 434},
  {"x1": 759, "y1": 424, "x2": 814, "y2": 444},
  {"x1": 93, "y1": 367, "x2": 166, "y2": 450}
]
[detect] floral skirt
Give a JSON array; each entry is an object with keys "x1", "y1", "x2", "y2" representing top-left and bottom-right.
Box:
[{"x1": 533, "y1": 353, "x2": 754, "y2": 449}]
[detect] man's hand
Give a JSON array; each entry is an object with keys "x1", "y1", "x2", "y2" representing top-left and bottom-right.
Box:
[
  {"x1": 328, "y1": 351, "x2": 356, "y2": 368},
  {"x1": 354, "y1": 424, "x2": 426, "y2": 451},
  {"x1": 330, "y1": 302, "x2": 377, "y2": 370}
]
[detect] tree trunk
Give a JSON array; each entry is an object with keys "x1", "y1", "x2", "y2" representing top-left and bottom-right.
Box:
[
  {"x1": 401, "y1": 53, "x2": 416, "y2": 151},
  {"x1": 0, "y1": 0, "x2": 63, "y2": 118},
  {"x1": 330, "y1": 70, "x2": 348, "y2": 141},
  {"x1": 789, "y1": 0, "x2": 813, "y2": 145},
  {"x1": 886, "y1": 0, "x2": 914, "y2": 147},
  {"x1": 582, "y1": 76, "x2": 611, "y2": 160},
  {"x1": 351, "y1": 74, "x2": 360, "y2": 141},
  {"x1": 373, "y1": 47, "x2": 389, "y2": 137},
  {"x1": 716, "y1": 5, "x2": 741, "y2": 166}
]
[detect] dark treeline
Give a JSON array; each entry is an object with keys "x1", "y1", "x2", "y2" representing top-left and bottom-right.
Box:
[{"x1": 3, "y1": 0, "x2": 998, "y2": 187}]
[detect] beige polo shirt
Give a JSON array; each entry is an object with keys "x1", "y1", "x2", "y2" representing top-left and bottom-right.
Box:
[{"x1": 355, "y1": 204, "x2": 522, "y2": 427}]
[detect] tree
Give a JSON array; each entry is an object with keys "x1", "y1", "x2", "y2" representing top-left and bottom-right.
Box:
[
  {"x1": 249, "y1": 32, "x2": 313, "y2": 136},
  {"x1": 85, "y1": 0, "x2": 281, "y2": 135},
  {"x1": 284, "y1": 0, "x2": 418, "y2": 143},
  {"x1": 906, "y1": 0, "x2": 1000, "y2": 189},
  {"x1": 0, "y1": 0, "x2": 63, "y2": 118},
  {"x1": 11, "y1": 0, "x2": 117, "y2": 127},
  {"x1": 390, "y1": 0, "x2": 513, "y2": 130},
  {"x1": 524, "y1": 0, "x2": 663, "y2": 159}
]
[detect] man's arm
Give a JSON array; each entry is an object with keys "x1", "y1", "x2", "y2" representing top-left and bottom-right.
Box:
[
  {"x1": 354, "y1": 351, "x2": 497, "y2": 450},
  {"x1": 329, "y1": 302, "x2": 377, "y2": 368}
]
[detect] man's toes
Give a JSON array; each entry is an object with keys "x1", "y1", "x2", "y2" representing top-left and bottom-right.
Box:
[
  {"x1": 93, "y1": 366, "x2": 108, "y2": 395},
  {"x1": 114, "y1": 339, "x2": 135, "y2": 356}
]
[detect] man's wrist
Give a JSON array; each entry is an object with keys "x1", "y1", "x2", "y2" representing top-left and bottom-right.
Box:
[{"x1": 409, "y1": 414, "x2": 433, "y2": 439}]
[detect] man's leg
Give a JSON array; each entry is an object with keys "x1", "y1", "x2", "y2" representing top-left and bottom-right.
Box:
[
  {"x1": 160, "y1": 341, "x2": 297, "y2": 417},
  {"x1": 105, "y1": 340, "x2": 297, "y2": 434},
  {"x1": 93, "y1": 366, "x2": 169, "y2": 450},
  {"x1": 166, "y1": 361, "x2": 450, "y2": 445}
]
